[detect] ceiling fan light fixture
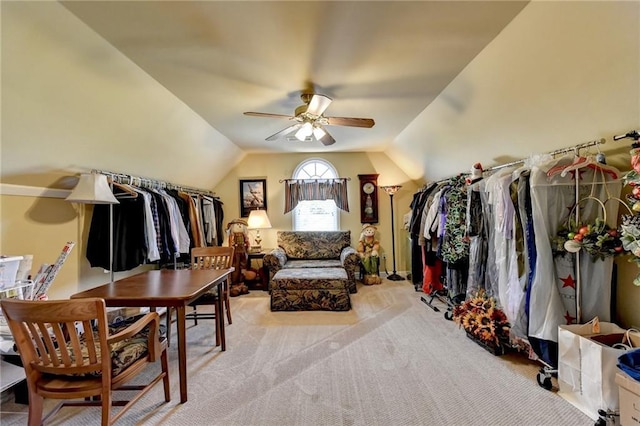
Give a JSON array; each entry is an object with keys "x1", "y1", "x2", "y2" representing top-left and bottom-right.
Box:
[
  {"x1": 295, "y1": 122, "x2": 313, "y2": 141},
  {"x1": 313, "y1": 126, "x2": 326, "y2": 140}
]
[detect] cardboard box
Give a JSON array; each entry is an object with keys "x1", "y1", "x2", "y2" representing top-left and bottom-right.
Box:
[{"x1": 616, "y1": 371, "x2": 640, "y2": 425}]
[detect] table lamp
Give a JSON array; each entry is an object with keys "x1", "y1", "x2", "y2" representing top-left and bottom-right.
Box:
[{"x1": 247, "y1": 209, "x2": 272, "y2": 252}]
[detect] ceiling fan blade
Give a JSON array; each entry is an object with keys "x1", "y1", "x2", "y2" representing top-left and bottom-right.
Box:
[
  {"x1": 306, "y1": 94, "x2": 332, "y2": 116},
  {"x1": 325, "y1": 116, "x2": 375, "y2": 128},
  {"x1": 244, "y1": 112, "x2": 294, "y2": 120},
  {"x1": 266, "y1": 124, "x2": 301, "y2": 141},
  {"x1": 317, "y1": 128, "x2": 336, "y2": 146}
]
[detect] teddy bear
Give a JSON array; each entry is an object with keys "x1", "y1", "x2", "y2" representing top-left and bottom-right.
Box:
[
  {"x1": 357, "y1": 224, "x2": 382, "y2": 285},
  {"x1": 226, "y1": 218, "x2": 254, "y2": 296}
]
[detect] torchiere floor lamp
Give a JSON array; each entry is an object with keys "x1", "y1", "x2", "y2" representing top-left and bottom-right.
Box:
[{"x1": 380, "y1": 185, "x2": 405, "y2": 281}]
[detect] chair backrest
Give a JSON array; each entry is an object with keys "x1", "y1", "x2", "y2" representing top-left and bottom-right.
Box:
[
  {"x1": 0, "y1": 298, "x2": 111, "y2": 379},
  {"x1": 191, "y1": 246, "x2": 234, "y2": 270}
]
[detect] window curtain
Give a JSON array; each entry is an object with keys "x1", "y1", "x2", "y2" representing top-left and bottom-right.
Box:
[{"x1": 283, "y1": 179, "x2": 349, "y2": 213}]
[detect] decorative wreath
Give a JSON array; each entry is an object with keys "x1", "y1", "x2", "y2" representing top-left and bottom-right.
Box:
[{"x1": 552, "y1": 196, "x2": 625, "y2": 260}]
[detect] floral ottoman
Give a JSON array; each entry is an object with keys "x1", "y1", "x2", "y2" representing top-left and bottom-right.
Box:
[{"x1": 270, "y1": 267, "x2": 351, "y2": 311}]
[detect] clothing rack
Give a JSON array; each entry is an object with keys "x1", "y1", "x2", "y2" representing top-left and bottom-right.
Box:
[
  {"x1": 613, "y1": 130, "x2": 640, "y2": 142},
  {"x1": 434, "y1": 138, "x2": 607, "y2": 185},
  {"x1": 279, "y1": 177, "x2": 351, "y2": 183},
  {"x1": 92, "y1": 169, "x2": 216, "y2": 197}
]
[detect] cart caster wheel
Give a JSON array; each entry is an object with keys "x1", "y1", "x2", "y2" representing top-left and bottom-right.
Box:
[
  {"x1": 536, "y1": 370, "x2": 552, "y2": 391},
  {"x1": 444, "y1": 311, "x2": 453, "y2": 321},
  {"x1": 594, "y1": 418, "x2": 607, "y2": 426}
]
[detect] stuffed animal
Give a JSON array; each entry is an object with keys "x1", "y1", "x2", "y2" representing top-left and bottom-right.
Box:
[
  {"x1": 357, "y1": 224, "x2": 382, "y2": 285},
  {"x1": 226, "y1": 219, "x2": 252, "y2": 296}
]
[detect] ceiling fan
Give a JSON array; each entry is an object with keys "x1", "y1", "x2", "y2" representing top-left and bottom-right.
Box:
[{"x1": 243, "y1": 93, "x2": 375, "y2": 146}]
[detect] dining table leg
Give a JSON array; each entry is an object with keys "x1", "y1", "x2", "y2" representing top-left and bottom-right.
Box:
[{"x1": 176, "y1": 305, "x2": 188, "y2": 403}]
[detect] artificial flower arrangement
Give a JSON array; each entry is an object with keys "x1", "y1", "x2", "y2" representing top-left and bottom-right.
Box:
[
  {"x1": 552, "y1": 217, "x2": 624, "y2": 261},
  {"x1": 620, "y1": 164, "x2": 640, "y2": 286},
  {"x1": 452, "y1": 290, "x2": 511, "y2": 353}
]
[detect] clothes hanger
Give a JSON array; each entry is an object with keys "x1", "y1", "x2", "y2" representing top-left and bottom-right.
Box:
[
  {"x1": 558, "y1": 153, "x2": 618, "y2": 179},
  {"x1": 546, "y1": 148, "x2": 618, "y2": 180},
  {"x1": 108, "y1": 177, "x2": 138, "y2": 198}
]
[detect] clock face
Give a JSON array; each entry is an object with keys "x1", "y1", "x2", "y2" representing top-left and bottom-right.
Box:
[{"x1": 363, "y1": 182, "x2": 375, "y2": 194}]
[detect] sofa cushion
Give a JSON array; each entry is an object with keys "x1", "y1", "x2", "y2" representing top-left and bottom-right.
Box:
[
  {"x1": 277, "y1": 231, "x2": 351, "y2": 259},
  {"x1": 283, "y1": 259, "x2": 342, "y2": 269}
]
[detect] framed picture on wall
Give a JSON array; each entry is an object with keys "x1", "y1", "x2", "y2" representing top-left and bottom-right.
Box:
[{"x1": 240, "y1": 179, "x2": 267, "y2": 217}]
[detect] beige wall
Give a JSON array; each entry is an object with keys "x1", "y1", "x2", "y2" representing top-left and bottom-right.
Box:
[
  {"x1": 391, "y1": 1, "x2": 639, "y2": 179},
  {"x1": 214, "y1": 152, "x2": 420, "y2": 274},
  {"x1": 1, "y1": 192, "x2": 153, "y2": 299}
]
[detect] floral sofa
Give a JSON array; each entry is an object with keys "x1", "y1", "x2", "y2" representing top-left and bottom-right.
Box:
[{"x1": 263, "y1": 231, "x2": 360, "y2": 294}]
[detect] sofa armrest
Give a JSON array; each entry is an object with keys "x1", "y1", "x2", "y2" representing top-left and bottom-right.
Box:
[
  {"x1": 263, "y1": 248, "x2": 287, "y2": 289},
  {"x1": 341, "y1": 247, "x2": 360, "y2": 294},
  {"x1": 264, "y1": 248, "x2": 287, "y2": 269}
]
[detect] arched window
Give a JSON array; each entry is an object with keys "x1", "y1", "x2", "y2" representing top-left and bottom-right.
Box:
[{"x1": 292, "y1": 158, "x2": 340, "y2": 231}]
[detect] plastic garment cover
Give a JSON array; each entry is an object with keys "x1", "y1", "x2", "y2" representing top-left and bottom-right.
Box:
[{"x1": 528, "y1": 156, "x2": 621, "y2": 343}]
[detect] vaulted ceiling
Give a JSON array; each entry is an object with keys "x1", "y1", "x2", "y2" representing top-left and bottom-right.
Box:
[
  {"x1": 60, "y1": 1, "x2": 528, "y2": 154},
  {"x1": 4, "y1": 1, "x2": 637, "y2": 190}
]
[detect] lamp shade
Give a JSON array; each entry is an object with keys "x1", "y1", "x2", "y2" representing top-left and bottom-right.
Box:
[
  {"x1": 380, "y1": 185, "x2": 402, "y2": 196},
  {"x1": 66, "y1": 173, "x2": 119, "y2": 204},
  {"x1": 247, "y1": 209, "x2": 272, "y2": 229}
]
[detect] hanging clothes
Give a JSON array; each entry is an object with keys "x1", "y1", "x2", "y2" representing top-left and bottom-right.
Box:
[
  {"x1": 465, "y1": 177, "x2": 488, "y2": 298},
  {"x1": 408, "y1": 186, "x2": 433, "y2": 288}
]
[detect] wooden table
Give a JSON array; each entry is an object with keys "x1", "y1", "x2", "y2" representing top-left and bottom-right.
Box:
[{"x1": 71, "y1": 268, "x2": 232, "y2": 403}]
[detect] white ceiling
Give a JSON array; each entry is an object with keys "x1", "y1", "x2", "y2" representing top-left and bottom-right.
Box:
[{"x1": 60, "y1": 1, "x2": 529, "y2": 154}]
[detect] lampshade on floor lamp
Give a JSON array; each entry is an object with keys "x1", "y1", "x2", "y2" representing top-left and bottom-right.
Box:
[
  {"x1": 380, "y1": 185, "x2": 405, "y2": 281},
  {"x1": 66, "y1": 173, "x2": 119, "y2": 284}
]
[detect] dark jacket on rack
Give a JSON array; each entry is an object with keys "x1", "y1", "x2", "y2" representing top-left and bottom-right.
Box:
[{"x1": 86, "y1": 187, "x2": 147, "y2": 272}]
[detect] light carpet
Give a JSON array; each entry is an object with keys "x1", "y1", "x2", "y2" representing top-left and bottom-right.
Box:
[{"x1": 1, "y1": 281, "x2": 592, "y2": 426}]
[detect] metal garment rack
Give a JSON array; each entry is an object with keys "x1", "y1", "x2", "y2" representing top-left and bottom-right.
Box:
[
  {"x1": 434, "y1": 138, "x2": 607, "y2": 185},
  {"x1": 92, "y1": 169, "x2": 216, "y2": 197}
]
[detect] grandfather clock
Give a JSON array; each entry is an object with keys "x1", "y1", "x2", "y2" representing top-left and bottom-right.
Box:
[{"x1": 358, "y1": 174, "x2": 379, "y2": 224}]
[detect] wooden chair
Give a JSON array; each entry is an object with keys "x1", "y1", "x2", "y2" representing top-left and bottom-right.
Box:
[
  {"x1": 165, "y1": 246, "x2": 234, "y2": 346},
  {"x1": 0, "y1": 297, "x2": 170, "y2": 426}
]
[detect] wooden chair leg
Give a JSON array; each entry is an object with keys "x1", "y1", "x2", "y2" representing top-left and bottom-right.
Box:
[
  {"x1": 214, "y1": 298, "x2": 221, "y2": 347},
  {"x1": 165, "y1": 308, "x2": 172, "y2": 347},
  {"x1": 225, "y1": 279, "x2": 232, "y2": 324},
  {"x1": 161, "y1": 347, "x2": 171, "y2": 402},
  {"x1": 27, "y1": 391, "x2": 44, "y2": 426},
  {"x1": 101, "y1": 389, "x2": 112, "y2": 426},
  {"x1": 225, "y1": 295, "x2": 232, "y2": 325}
]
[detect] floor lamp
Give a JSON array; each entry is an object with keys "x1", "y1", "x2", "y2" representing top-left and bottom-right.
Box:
[
  {"x1": 380, "y1": 185, "x2": 405, "y2": 281},
  {"x1": 66, "y1": 172, "x2": 119, "y2": 284}
]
